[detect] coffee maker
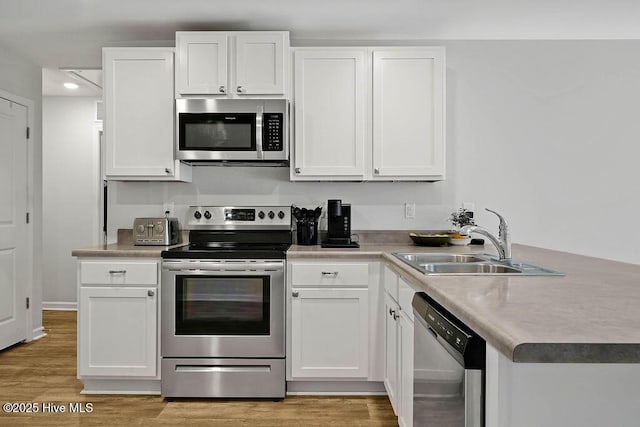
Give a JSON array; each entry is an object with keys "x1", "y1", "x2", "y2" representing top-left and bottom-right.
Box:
[{"x1": 321, "y1": 199, "x2": 359, "y2": 248}]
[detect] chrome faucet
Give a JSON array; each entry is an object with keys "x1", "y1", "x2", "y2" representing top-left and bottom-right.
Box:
[{"x1": 460, "y1": 208, "x2": 511, "y2": 261}]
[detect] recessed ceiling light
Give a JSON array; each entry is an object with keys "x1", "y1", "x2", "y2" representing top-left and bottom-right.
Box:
[{"x1": 64, "y1": 82, "x2": 79, "y2": 90}]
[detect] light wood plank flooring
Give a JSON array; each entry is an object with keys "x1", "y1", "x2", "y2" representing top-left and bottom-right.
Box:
[{"x1": 0, "y1": 311, "x2": 397, "y2": 426}]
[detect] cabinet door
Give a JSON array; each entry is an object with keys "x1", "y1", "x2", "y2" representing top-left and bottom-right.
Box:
[
  {"x1": 292, "y1": 49, "x2": 366, "y2": 179},
  {"x1": 78, "y1": 286, "x2": 157, "y2": 377},
  {"x1": 290, "y1": 287, "x2": 369, "y2": 378},
  {"x1": 176, "y1": 32, "x2": 228, "y2": 95},
  {"x1": 384, "y1": 293, "x2": 400, "y2": 414},
  {"x1": 398, "y1": 312, "x2": 414, "y2": 427},
  {"x1": 372, "y1": 48, "x2": 445, "y2": 180},
  {"x1": 234, "y1": 33, "x2": 286, "y2": 95},
  {"x1": 104, "y1": 48, "x2": 177, "y2": 178}
]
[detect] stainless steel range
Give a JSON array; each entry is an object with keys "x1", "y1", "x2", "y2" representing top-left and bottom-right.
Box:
[{"x1": 160, "y1": 205, "x2": 292, "y2": 398}]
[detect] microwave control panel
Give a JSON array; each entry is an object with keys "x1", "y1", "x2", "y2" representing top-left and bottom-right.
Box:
[{"x1": 262, "y1": 113, "x2": 283, "y2": 151}]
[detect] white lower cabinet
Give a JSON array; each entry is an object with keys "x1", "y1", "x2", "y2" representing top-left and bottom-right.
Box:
[
  {"x1": 290, "y1": 287, "x2": 369, "y2": 378},
  {"x1": 384, "y1": 292, "x2": 400, "y2": 413},
  {"x1": 383, "y1": 265, "x2": 415, "y2": 426},
  {"x1": 78, "y1": 286, "x2": 157, "y2": 377},
  {"x1": 76, "y1": 258, "x2": 160, "y2": 394},
  {"x1": 287, "y1": 260, "x2": 383, "y2": 385}
]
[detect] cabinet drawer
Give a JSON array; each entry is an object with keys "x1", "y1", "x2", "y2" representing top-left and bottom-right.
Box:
[
  {"x1": 80, "y1": 261, "x2": 159, "y2": 285},
  {"x1": 290, "y1": 262, "x2": 369, "y2": 287}
]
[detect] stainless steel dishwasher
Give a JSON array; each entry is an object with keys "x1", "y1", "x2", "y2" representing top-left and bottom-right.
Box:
[{"x1": 412, "y1": 293, "x2": 485, "y2": 427}]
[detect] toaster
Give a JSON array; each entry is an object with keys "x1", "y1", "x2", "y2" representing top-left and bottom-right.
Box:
[{"x1": 133, "y1": 217, "x2": 180, "y2": 246}]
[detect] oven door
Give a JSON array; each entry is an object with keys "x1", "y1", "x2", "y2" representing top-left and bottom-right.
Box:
[{"x1": 161, "y1": 260, "x2": 284, "y2": 358}]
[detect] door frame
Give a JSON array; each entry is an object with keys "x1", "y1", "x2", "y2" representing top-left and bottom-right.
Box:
[{"x1": 0, "y1": 88, "x2": 38, "y2": 342}]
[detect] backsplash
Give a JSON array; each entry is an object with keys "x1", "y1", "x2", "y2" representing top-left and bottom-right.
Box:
[{"x1": 106, "y1": 166, "x2": 456, "y2": 242}]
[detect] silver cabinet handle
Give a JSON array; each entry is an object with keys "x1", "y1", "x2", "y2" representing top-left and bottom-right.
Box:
[
  {"x1": 237, "y1": 85, "x2": 244, "y2": 93},
  {"x1": 219, "y1": 85, "x2": 226, "y2": 93},
  {"x1": 108, "y1": 270, "x2": 126, "y2": 274},
  {"x1": 165, "y1": 168, "x2": 172, "y2": 174},
  {"x1": 393, "y1": 312, "x2": 399, "y2": 320},
  {"x1": 389, "y1": 308, "x2": 395, "y2": 316},
  {"x1": 294, "y1": 168, "x2": 301, "y2": 174},
  {"x1": 321, "y1": 271, "x2": 338, "y2": 277},
  {"x1": 374, "y1": 168, "x2": 380, "y2": 174},
  {"x1": 292, "y1": 291, "x2": 299, "y2": 298},
  {"x1": 148, "y1": 290, "x2": 155, "y2": 297}
]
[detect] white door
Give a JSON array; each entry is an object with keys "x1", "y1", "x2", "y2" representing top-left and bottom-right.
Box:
[
  {"x1": 290, "y1": 287, "x2": 369, "y2": 378},
  {"x1": 292, "y1": 49, "x2": 366, "y2": 179},
  {"x1": 0, "y1": 98, "x2": 28, "y2": 350},
  {"x1": 235, "y1": 33, "x2": 286, "y2": 95},
  {"x1": 372, "y1": 48, "x2": 445, "y2": 179}
]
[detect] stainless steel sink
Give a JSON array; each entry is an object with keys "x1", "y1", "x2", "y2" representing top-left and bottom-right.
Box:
[
  {"x1": 395, "y1": 253, "x2": 486, "y2": 265},
  {"x1": 425, "y1": 263, "x2": 523, "y2": 274},
  {"x1": 393, "y1": 252, "x2": 563, "y2": 276}
]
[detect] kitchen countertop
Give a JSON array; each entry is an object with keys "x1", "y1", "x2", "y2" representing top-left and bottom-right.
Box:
[
  {"x1": 289, "y1": 243, "x2": 640, "y2": 364},
  {"x1": 71, "y1": 242, "x2": 187, "y2": 258},
  {"x1": 72, "y1": 237, "x2": 640, "y2": 363}
]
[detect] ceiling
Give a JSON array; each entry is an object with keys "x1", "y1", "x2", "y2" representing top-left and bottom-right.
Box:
[
  {"x1": 11, "y1": 2, "x2": 637, "y2": 263},
  {"x1": 2, "y1": 0, "x2": 640, "y2": 71}
]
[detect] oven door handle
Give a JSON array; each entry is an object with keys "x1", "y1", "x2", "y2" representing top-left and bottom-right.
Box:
[{"x1": 162, "y1": 261, "x2": 284, "y2": 272}]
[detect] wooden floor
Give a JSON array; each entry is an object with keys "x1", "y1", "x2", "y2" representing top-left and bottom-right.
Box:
[{"x1": 0, "y1": 311, "x2": 397, "y2": 426}]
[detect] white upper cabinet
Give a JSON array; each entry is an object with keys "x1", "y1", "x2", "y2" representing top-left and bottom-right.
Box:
[
  {"x1": 292, "y1": 49, "x2": 366, "y2": 179},
  {"x1": 103, "y1": 47, "x2": 191, "y2": 181},
  {"x1": 176, "y1": 32, "x2": 228, "y2": 95},
  {"x1": 291, "y1": 46, "x2": 446, "y2": 181},
  {"x1": 372, "y1": 48, "x2": 445, "y2": 180},
  {"x1": 176, "y1": 31, "x2": 289, "y2": 97},
  {"x1": 235, "y1": 33, "x2": 286, "y2": 95}
]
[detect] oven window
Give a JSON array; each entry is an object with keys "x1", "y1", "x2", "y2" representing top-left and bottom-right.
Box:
[
  {"x1": 179, "y1": 113, "x2": 256, "y2": 151},
  {"x1": 175, "y1": 275, "x2": 270, "y2": 335}
]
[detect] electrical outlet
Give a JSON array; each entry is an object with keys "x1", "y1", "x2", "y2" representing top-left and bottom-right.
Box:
[
  {"x1": 162, "y1": 202, "x2": 175, "y2": 216},
  {"x1": 463, "y1": 202, "x2": 475, "y2": 218},
  {"x1": 405, "y1": 202, "x2": 416, "y2": 219}
]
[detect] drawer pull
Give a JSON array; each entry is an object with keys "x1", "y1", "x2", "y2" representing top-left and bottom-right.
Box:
[
  {"x1": 321, "y1": 271, "x2": 338, "y2": 277},
  {"x1": 108, "y1": 270, "x2": 126, "y2": 274},
  {"x1": 292, "y1": 291, "x2": 299, "y2": 298},
  {"x1": 148, "y1": 290, "x2": 155, "y2": 297}
]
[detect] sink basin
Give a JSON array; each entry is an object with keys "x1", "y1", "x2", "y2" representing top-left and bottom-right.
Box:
[
  {"x1": 394, "y1": 253, "x2": 486, "y2": 265},
  {"x1": 392, "y1": 252, "x2": 563, "y2": 276},
  {"x1": 425, "y1": 263, "x2": 523, "y2": 274}
]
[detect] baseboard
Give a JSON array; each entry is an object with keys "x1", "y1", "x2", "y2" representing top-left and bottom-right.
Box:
[
  {"x1": 30, "y1": 326, "x2": 47, "y2": 341},
  {"x1": 42, "y1": 301, "x2": 77, "y2": 311},
  {"x1": 286, "y1": 380, "x2": 387, "y2": 395}
]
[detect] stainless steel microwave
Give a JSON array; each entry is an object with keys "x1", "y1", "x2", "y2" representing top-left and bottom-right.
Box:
[{"x1": 176, "y1": 98, "x2": 288, "y2": 164}]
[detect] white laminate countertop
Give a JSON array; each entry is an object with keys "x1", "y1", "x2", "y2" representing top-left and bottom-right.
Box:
[{"x1": 289, "y1": 243, "x2": 640, "y2": 364}]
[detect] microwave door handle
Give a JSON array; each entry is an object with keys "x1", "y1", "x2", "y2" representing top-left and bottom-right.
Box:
[{"x1": 256, "y1": 105, "x2": 264, "y2": 160}]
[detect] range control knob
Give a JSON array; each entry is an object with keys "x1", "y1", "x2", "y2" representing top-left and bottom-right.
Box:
[
  {"x1": 268, "y1": 211, "x2": 275, "y2": 219},
  {"x1": 278, "y1": 211, "x2": 285, "y2": 219},
  {"x1": 204, "y1": 211, "x2": 212, "y2": 220},
  {"x1": 136, "y1": 224, "x2": 146, "y2": 234},
  {"x1": 194, "y1": 211, "x2": 202, "y2": 220},
  {"x1": 156, "y1": 224, "x2": 164, "y2": 233},
  {"x1": 258, "y1": 211, "x2": 266, "y2": 219}
]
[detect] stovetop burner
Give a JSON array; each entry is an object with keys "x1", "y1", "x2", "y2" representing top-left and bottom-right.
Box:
[{"x1": 161, "y1": 205, "x2": 293, "y2": 260}]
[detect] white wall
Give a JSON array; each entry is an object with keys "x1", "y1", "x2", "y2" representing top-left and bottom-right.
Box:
[
  {"x1": 42, "y1": 97, "x2": 101, "y2": 307},
  {"x1": 0, "y1": 42, "x2": 43, "y2": 335},
  {"x1": 107, "y1": 40, "x2": 640, "y2": 265},
  {"x1": 448, "y1": 41, "x2": 640, "y2": 264}
]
